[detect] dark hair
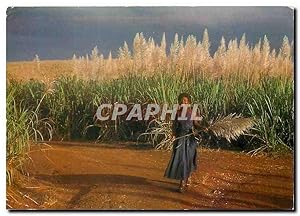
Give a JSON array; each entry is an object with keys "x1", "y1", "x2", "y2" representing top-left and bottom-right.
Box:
[{"x1": 178, "y1": 92, "x2": 191, "y2": 104}]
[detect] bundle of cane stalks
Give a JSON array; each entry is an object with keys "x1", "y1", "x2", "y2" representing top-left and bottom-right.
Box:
[{"x1": 138, "y1": 113, "x2": 255, "y2": 151}]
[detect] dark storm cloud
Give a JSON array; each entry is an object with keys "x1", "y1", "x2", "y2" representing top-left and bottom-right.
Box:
[{"x1": 6, "y1": 7, "x2": 294, "y2": 61}]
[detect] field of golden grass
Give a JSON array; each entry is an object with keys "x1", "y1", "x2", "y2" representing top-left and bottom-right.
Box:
[
  {"x1": 7, "y1": 60, "x2": 74, "y2": 82},
  {"x1": 6, "y1": 31, "x2": 293, "y2": 84}
]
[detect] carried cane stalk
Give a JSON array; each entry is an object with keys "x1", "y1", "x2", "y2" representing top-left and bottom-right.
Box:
[
  {"x1": 176, "y1": 114, "x2": 254, "y2": 148},
  {"x1": 138, "y1": 113, "x2": 255, "y2": 150},
  {"x1": 201, "y1": 113, "x2": 255, "y2": 143}
]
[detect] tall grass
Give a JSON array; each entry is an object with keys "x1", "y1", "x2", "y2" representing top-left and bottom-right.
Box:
[
  {"x1": 6, "y1": 81, "x2": 54, "y2": 185},
  {"x1": 72, "y1": 30, "x2": 293, "y2": 82},
  {"x1": 246, "y1": 78, "x2": 294, "y2": 153},
  {"x1": 7, "y1": 74, "x2": 294, "y2": 153},
  {"x1": 6, "y1": 92, "x2": 30, "y2": 185}
]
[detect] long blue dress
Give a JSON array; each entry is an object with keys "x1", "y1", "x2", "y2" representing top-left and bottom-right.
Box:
[{"x1": 164, "y1": 109, "x2": 198, "y2": 181}]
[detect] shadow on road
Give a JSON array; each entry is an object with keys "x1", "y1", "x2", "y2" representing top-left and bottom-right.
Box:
[{"x1": 36, "y1": 173, "x2": 151, "y2": 186}]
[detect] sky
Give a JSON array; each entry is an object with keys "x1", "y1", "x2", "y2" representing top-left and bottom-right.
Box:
[{"x1": 6, "y1": 7, "x2": 294, "y2": 61}]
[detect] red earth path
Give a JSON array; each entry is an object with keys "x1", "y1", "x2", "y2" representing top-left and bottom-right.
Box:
[{"x1": 7, "y1": 141, "x2": 294, "y2": 210}]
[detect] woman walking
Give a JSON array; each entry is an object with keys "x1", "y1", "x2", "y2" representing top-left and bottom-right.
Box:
[{"x1": 164, "y1": 93, "x2": 202, "y2": 193}]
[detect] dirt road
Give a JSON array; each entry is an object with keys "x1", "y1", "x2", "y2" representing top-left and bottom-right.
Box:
[{"x1": 7, "y1": 142, "x2": 294, "y2": 210}]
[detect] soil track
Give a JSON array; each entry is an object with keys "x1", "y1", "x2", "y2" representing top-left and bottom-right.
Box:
[{"x1": 7, "y1": 142, "x2": 294, "y2": 210}]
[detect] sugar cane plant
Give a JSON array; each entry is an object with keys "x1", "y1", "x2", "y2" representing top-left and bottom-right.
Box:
[{"x1": 137, "y1": 113, "x2": 255, "y2": 151}]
